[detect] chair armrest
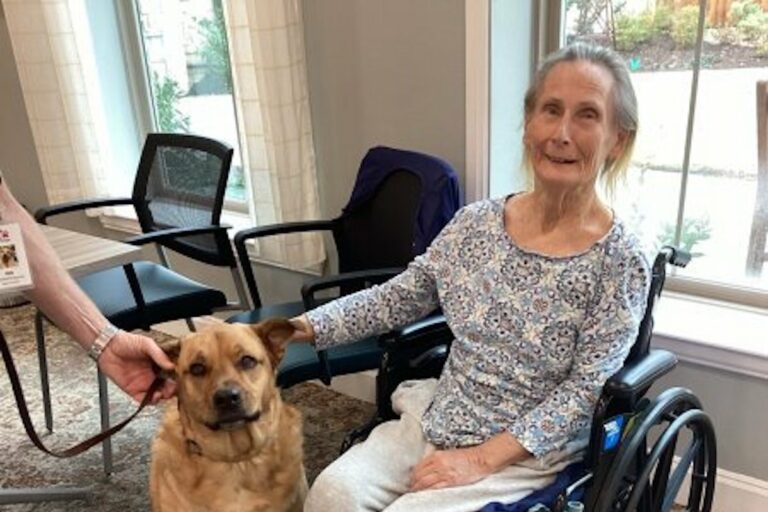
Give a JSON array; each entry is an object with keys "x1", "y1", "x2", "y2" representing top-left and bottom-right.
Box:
[
  {"x1": 124, "y1": 225, "x2": 231, "y2": 246},
  {"x1": 234, "y1": 220, "x2": 337, "y2": 308},
  {"x1": 234, "y1": 220, "x2": 336, "y2": 248},
  {"x1": 603, "y1": 349, "x2": 678, "y2": 400},
  {"x1": 301, "y1": 268, "x2": 403, "y2": 309},
  {"x1": 34, "y1": 197, "x2": 134, "y2": 224}
]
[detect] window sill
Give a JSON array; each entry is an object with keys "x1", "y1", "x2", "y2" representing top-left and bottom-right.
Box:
[
  {"x1": 99, "y1": 208, "x2": 322, "y2": 276},
  {"x1": 653, "y1": 292, "x2": 768, "y2": 380}
]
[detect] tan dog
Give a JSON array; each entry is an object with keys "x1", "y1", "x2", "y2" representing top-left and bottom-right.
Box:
[{"x1": 150, "y1": 320, "x2": 307, "y2": 512}]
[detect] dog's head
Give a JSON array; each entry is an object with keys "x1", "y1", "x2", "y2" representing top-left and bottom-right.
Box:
[{"x1": 160, "y1": 319, "x2": 296, "y2": 461}]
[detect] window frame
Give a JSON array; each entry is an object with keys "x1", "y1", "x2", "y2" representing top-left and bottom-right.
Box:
[
  {"x1": 113, "y1": 0, "x2": 249, "y2": 214},
  {"x1": 469, "y1": 0, "x2": 768, "y2": 311}
]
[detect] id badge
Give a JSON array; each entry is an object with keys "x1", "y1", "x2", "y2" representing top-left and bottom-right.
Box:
[{"x1": 0, "y1": 223, "x2": 33, "y2": 295}]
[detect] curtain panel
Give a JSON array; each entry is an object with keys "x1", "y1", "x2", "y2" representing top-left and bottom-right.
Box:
[
  {"x1": 2, "y1": 0, "x2": 110, "y2": 204},
  {"x1": 225, "y1": 0, "x2": 326, "y2": 271}
]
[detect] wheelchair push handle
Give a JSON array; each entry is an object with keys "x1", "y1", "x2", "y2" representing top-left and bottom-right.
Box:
[{"x1": 658, "y1": 245, "x2": 691, "y2": 269}]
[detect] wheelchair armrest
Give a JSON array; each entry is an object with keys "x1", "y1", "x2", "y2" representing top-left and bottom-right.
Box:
[
  {"x1": 34, "y1": 197, "x2": 134, "y2": 224},
  {"x1": 124, "y1": 225, "x2": 231, "y2": 246},
  {"x1": 301, "y1": 268, "x2": 403, "y2": 309},
  {"x1": 380, "y1": 313, "x2": 450, "y2": 349},
  {"x1": 603, "y1": 349, "x2": 678, "y2": 400}
]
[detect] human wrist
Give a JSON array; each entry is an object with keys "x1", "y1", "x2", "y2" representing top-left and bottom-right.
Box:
[
  {"x1": 87, "y1": 322, "x2": 120, "y2": 362},
  {"x1": 477, "y1": 432, "x2": 529, "y2": 471}
]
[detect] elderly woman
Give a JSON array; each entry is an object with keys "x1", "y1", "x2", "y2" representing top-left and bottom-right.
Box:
[{"x1": 293, "y1": 43, "x2": 651, "y2": 512}]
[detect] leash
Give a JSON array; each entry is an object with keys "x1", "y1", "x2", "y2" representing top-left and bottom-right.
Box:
[{"x1": 0, "y1": 329, "x2": 164, "y2": 458}]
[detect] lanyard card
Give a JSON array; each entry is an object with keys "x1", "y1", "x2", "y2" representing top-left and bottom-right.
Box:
[{"x1": 0, "y1": 223, "x2": 32, "y2": 295}]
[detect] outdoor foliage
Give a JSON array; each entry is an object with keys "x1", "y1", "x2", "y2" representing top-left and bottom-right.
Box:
[
  {"x1": 657, "y1": 216, "x2": 712, "y2": 256},
  {"x1": 196, "y1": 0, "x2": 232, "y2": 94},
  {"x1": 151, "y1": 72, "x2": 190, "y2": 133},
  {"x1": 671, "y1": 5, "x2": 702, "y2": 48}
]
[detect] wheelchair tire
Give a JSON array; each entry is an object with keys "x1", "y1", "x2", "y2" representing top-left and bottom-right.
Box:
[{"x1": 590, "y1": 387, "x2": 717, "y2": 512}]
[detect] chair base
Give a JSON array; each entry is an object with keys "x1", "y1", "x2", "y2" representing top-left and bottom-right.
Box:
[{"x1": 0, "y1": 486, "x2": 90, "y2": 505}]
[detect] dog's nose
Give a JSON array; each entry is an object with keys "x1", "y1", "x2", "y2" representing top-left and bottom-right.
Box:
[{"x1": 213, "y1": 388, "x2": 242, "y2": 411}]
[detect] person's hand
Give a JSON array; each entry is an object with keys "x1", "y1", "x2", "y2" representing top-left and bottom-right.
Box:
[
  {"x1": 409, "y1": 446, "x2": 494, "y2": 492},
  {"x1": 289, "y1": 314, "x2": 316, "y2": 342},
  {"x1": 97, "y1": 330, "x2": 177, "y2": 404}
]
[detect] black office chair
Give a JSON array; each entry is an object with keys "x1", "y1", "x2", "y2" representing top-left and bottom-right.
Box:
[
  {"x1": 227, "y1": 146, "x2": 461, "y2": 388},
  {"x1": 34, "y1": 133, "x2": 249, "y2": 474},
  {"x1": 340, "y1": 247, "x2": 717, "y2": 512}
]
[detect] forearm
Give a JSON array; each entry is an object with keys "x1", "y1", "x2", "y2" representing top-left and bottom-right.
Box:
[
  {"x1": 307, "y1": 261, "x2": 439, "y2": 349},
  {"x1": 0, "y1": 181, "x2": 109, "y2": 349},
  {"x1": 474, "y1": 431, "x2": 532, "y2": 472}
]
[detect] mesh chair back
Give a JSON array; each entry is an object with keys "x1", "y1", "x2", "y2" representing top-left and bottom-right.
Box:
[
  {"x1": 334, "y1": 169, "x2": 422, "y2": 274},
  {"x1": 133, "y1": 133, "x2": 235, "y2": 266}
]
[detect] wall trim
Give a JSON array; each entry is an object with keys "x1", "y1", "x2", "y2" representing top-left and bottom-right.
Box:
[{"x1": 674, "y1": 457, "x2": 768, "y2": 512}]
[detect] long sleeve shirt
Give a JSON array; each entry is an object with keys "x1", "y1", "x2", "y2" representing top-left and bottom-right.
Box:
[{"x1": 306, "y1": 197, "x2": 651, "y2": 459}]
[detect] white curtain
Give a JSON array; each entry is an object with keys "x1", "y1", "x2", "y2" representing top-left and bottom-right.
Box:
[
  {"x1": 225, "y1": 0, "x2": 325, "y2": 270},
  {"x1": 2, "y1": 0, "x2": 110, "y2": 204}
]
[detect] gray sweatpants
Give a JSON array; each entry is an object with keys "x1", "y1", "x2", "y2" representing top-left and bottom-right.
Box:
[{"x1": 305, "y1": 379, "x2": 584, "y2": 512}]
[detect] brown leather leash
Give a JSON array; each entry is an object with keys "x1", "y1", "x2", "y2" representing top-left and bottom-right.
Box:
[{"x1": 0, "y1": 329, "x2": 164, "y2": 458}]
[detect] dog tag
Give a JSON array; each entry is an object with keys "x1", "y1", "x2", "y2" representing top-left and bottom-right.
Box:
[{"x1": 0, "y1": 223, "x2": 33, "y2": 295}]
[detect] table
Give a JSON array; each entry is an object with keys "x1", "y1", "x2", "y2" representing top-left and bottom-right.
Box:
[{"x1": 0, "y1": 225, "x2": 141, "y2": 506}]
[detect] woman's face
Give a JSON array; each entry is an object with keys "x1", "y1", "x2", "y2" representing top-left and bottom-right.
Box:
[{"x1": 524, "y1": 60, "x2": 627, "y2": 191}]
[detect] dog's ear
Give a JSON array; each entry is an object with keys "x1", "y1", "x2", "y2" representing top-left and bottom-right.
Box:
[
  {"x1": 156, "y1": 337, "x2": 181, "y2": 380},
  {"x1": 251, "y1": 318, "x2": 296, "y2": 369}
]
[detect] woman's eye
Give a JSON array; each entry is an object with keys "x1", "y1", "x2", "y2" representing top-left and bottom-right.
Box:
[
  {"x1": 189, "y1": 363, "x2": 206, "y2": 376},
  {"x1": 581, "y1": 109, "x2": 598, "y2": 120},
  {"x1": 240, "y1": 355, "x2": 258, "y2": 370}
]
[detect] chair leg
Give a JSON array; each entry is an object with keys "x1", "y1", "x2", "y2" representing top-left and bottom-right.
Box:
[
  {"x1": 97, "y1": 370, "x2": 113, "y2": 476},
  {"x1": 35, "y1": 310, "x2": 53, "y2": 433}
]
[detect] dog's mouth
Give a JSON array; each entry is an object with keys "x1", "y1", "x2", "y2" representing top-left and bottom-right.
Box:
[{"x1": 204, "y1": 410, "x2": 261, "y2": 432}]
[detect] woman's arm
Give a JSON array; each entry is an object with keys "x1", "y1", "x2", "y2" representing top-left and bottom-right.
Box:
[
  {"x1": 0, "y1": 176, "x2": 176, "y2": 402},
  {"x1": 296, "y1": 206, "x2": 469, "y2": 348}
]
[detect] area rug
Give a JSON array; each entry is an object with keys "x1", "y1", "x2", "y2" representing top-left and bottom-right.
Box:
[{"x1": 0, "y1": 306, "x2": 375, "y2": 511}]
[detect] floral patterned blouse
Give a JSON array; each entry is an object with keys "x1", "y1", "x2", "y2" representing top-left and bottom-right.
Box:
[{"x1": 306, "y1": 197, "x2": 651, "y2": 459}]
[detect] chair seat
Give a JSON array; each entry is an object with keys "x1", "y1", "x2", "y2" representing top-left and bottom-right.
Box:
[{"x1": 76, "y1": 261, "x2": 227, "y2": 331}]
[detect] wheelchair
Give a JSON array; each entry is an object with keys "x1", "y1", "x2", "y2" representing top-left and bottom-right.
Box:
[{"x1": 333, "y1": 247, "x2": 717, "y2": 512}]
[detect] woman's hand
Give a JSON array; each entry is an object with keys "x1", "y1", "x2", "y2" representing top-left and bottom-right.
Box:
[
  {"x1": 97, "y1": 331, "x2": 177, "y2": 404},
  {"x1": 409, "y1": 433, "x2": 531, "y2": 492},
  {"x1": 409, "y1": 446, "x2": 493, "y2": 492},
  {"x1": 289, "y1": 314, "x2": 316, "y2": 343}
]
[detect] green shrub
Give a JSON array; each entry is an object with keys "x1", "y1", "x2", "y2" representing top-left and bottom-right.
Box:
[
  {"x1": 151, "y1": 72, "x2": 190, "y2": 133},
  {"x1": 196, "y1": 0, "x2": 232, "y2": 94},
  {"x1": 730, "y1": 0, "x2": 763, "y2": 25},
  {"x1": 615, "y1": 12, "x2": 655, "y2": 51},
  {"x1": 731, "y1": 0, "x2": 768, "y2": 44},
  {"x1": 671, "y1": 5, "x2": 702, "y2": 48},
  {"x1": 657, "y1": 216, "x2": 712, "y2": 257},
  {"x1": 652, "y1": 5, "x2": 674, "y2": 35}
]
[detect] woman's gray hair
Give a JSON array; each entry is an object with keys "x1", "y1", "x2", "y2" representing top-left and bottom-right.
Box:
[{"x1": 523, "y1": 43, "x2": 638, "y2": 195}]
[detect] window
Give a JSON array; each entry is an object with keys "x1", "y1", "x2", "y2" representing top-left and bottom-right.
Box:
[
  {"x1": 132, "y1": 0, "x2": 246, "y2": 207},
  {"x1": 487, "y1": 0, "x2": 768, "y2": 308}
]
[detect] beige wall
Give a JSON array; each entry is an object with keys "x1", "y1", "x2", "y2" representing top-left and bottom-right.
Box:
[{"x1": 302, "y1": 0, "x2": 466, "y2": 219}]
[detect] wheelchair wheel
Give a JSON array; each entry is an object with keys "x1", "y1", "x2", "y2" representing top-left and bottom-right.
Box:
[{"x1": 591, "y1": 387, "x2": 717, "y2": 512}]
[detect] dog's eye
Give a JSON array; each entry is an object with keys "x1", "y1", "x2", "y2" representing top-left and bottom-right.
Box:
[
  {"x1": 239, "y1": 355, "x2": 258, "y2": 370},
  {"x1": 189, "y1": 363, "x2": 207, "y2": 376}
]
